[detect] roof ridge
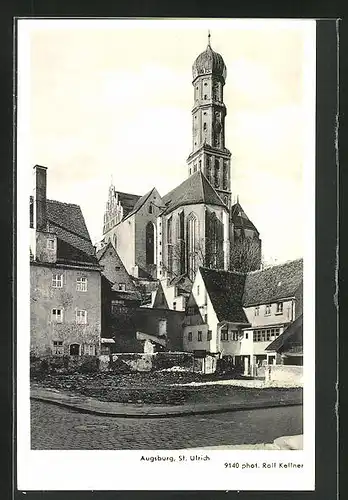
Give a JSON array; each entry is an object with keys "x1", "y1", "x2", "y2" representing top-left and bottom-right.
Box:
[
  {"x1": 47, "y1": 198, "x2": 80, "y2": 208},
  {"x1": 248, "y1": 258, "x2": 303, "y2": 275}
]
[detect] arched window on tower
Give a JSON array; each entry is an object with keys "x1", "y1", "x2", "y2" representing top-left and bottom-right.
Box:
[
  {"x1": 223, "y1": 162, "x2": 228, "y2": 190},
  {"x1": 187, "y1": 214, "x2": 197, "y2": 281},
  {"x1": 214, "y1": 159, "x2": 220, "y2": 188},
  {"x1": 146, "y1": 222, "x2": 155, "y2": 265}
]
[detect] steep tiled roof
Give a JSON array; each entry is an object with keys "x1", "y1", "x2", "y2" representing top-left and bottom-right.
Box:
[
  {"x1": 162, "y1": 171, "x2": 226, "y2": 215},
  {"x1": 46, "y1": 199, "x2": 96, "y2": 258},
  {"x1": 231, "y1": 202, "x2": 258, "y2": 233},
  {"x1": 116, "y1": 191, "x2": 141, "y2": 217},
  {"x1": 243, "y1": 259, "x2": 303, "y2": 307},
  {"x1": 199, "y1": 267, "x2": 249, "y2": 324},
  {"x1": 265, "y1": 314, "x2": 303, "y2": 352},
  {"x1": 123, "y1": 188, "x2": 156, "y2": 221}
]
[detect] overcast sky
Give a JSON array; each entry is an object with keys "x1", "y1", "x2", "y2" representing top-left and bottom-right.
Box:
[{"x1": 25, "y1": 19, "x2": 315, "y2": 265}]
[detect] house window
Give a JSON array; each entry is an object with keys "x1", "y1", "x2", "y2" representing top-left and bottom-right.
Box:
[
  {"x1": 158, "y1": 319, "x2": 167, "y2": 337},
  {"x1": 266, "y1": 329, "x2": 271, "y2": 341},
  {"x1": 118, "y1": 283, "x2": 126, "y2": 291},
  {"x1": 52, "y1": 341, "x2": 63, "y2": 355},
  {"x1": 52, "y1": 274, "x2": 63, "y2": 288},
  {"x1": 265, "y1": 304, "x2": 271, "y2": 316},
  {"x1": 275, "y1": 328, "x2": 280, "y2": 337},
  {"x1": 70, "y1": 343, "x2": 80, "y2": 356},
  {"x1": 115, "y1": 266, "x2": 121, "y2": 271},
  {"x1": 221, "y1": 329, "x2": 229, "y2": 341},
  {"x1": 245, "y1": 332, "x2": 249, "y2": 339},
  {"x1": 76, "y1": 309, "x2": 87, "y2": 324},
  {"x1": 203, "y1": 122, "x2": 207, "y2": 131},
  {"x1": 254, "y1": 306, "x2": 260, "y2": 316},
  {"x1": 276, "y1": 302, "x2": 283, "y2": 314},
  {"x1": 51, "y1": 309, "x2": 63, "y2": 323},
  {"x1": 231, "y1": 330, "x2": 238, "y2": 341},
  {"x1": 204, "y1": 94, "x2": 208, "y2": 100},
  {"x1": 47, "y1": 238, "x2": 55, "y2": 250},
  {"x1": 207, "y1": 330, "x2": 212, "y2": 341},
  {"x1": 173, "y1": 301, "x2": 177, "y2": 310},
  {"x1": 198, "y1": 331, "x2": 202, "y2": 342},
  {"x1": 197, "y1": 285, "x2": 200, "y2": 295},
  {"x1": 188, "y1": 332, "x2": 192, "y2": 342},
  {"x1": 204, "y1": 314, "x2": 208, "y2": 323},
  {"x1": 76, "y1": 277, "x2": 88, "y2": 292},
  {"x1": 84, "y1": 344, "x2": 96, "y2": 356},
  {"x1": 187, "y1": 306, "x2": 195, "y2": 315}
]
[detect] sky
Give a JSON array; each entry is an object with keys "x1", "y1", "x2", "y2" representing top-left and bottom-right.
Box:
[{"x1": 25, "y1": 19, "x2": 315, "y2": 265}]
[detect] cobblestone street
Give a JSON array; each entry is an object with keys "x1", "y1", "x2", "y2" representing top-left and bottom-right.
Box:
[{"x1": 31, "y1": 400, "x2": 302, "y2": 450}]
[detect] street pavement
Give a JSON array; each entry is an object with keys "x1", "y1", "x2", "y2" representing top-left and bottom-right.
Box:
[{"x1": 31, "y1": 400, "x2": 302, "y2": 450}]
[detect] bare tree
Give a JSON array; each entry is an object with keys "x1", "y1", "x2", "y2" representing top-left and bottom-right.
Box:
[{"x1": 230, "y1": 236, "x2": 262, "y2": 273}]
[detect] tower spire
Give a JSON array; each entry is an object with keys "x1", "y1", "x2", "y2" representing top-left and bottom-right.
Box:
[{"x1": 207, "y1": 30, "x2": 211, "y2": 47}]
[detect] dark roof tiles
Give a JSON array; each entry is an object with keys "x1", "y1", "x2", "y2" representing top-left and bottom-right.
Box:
[
  {"x1": 243, "y1": 259, "x2": 303, "y2": 307},
  {"x1": 265, "y1": 314, "x2": 303, "y2": 352},
  {"x1": 162, "y1": 170, "x2": 226, "y2": 215},
  {"x1": 46, "y1": 199, "x2": 96, "y2": 258},
  {"x1": 231, "y1": 202, "x2": 258, "y2": 233},
  {"x1": 116, "y1": 191, "x2": 141, "y2": 217},
  {"x1": 199, "y1": 267, "x2": 249, "y2": 324}
]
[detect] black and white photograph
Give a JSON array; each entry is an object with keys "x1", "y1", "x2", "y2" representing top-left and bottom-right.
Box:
[{"x1": 16, "y1": 18, "x2": 316, "y2": 491}]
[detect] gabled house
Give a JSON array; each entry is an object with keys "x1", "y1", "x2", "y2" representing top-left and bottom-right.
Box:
[
  {"x1": 183, "y1": 267, "x2": 250, "y2": 355},
  {"x1": 30, "y1": 165, "x2": 102, "y2": 357},
  {"x1": 182, "y1": 259, "x2": 303, "y2": 374}
]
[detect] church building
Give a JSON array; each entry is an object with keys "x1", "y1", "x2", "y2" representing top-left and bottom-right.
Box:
[{"x1": 101, "y1": 35, "x2": 261, "y2": 310}]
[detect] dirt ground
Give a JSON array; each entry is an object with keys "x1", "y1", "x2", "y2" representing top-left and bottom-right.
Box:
[{"x1": 31, "y1": 371, "x2": 303, "y2": 406}]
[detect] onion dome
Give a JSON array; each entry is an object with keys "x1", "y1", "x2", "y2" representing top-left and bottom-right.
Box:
[{"x1": 192, "y1": 33, "x2": 227, "y2": 82}]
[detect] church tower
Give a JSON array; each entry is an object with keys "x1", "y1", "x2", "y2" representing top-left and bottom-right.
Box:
[{"x1": 186, "y1": 33, "x2": 232, "y2": 208}]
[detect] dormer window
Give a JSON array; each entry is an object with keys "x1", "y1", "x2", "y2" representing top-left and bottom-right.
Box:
[
  {"x1": 265, "y1": 304, "x2": 271, "y2": 316},
  {"x1": 276, "y1": 302, "x2": 283, "y2": 314}
]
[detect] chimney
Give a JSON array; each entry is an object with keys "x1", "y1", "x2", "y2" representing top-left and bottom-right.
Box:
[{"x1": 33, "y1": 165, "x2": 47, "y2": 231}]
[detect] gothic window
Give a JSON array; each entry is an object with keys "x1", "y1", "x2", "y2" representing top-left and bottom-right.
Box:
[
  {"x1": 204, "y1": 94, "x2": 208, "y2": 100},
  {"x1": 199, "y1": 160, "x2": 202, "y2": 170},
  {"x1": 206, "y1": 210, "x2": 224, "y2": 269},
  {"x1": 167, "y1": 216, "x2": 173, "y2": 274},
  {"x1": 187, "y1": 214, "x2": 197, "y2": 281},
  {"x1": 203, "y1": 122, "x2": 207, "y2": 131},
  {"x1": 178, "y1": 211, "x2": 185, "y2": 275},
  {"x1": 149, "y1": 203, "x2": 153, "y2": 214},
  {"x1": 146, "y1": 222, "x2": 155, "y2": 264}
]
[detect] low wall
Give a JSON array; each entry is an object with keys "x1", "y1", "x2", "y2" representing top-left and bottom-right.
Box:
[
  {"x1": 30, "y1": 355, "x2": 99, "y2": 375},
  {"x1": 265, "y1": 364, "x2": 303, "y2": 385},
  {"x1": 99, "y1": 351, "x2": 212, "y2": 374}
]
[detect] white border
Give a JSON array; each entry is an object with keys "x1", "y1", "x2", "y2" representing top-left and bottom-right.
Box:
[{"x1": 17, "y1": 18, "x2": 316, "y2": 491}]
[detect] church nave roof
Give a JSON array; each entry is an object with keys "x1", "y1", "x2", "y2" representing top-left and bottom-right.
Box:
[{"x1": 162, "y1": 170, "x2": 226, "y2": 215}]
